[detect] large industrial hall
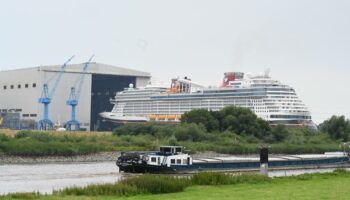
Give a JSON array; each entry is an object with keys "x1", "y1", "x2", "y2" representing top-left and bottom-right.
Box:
[{"x1": 0, "y1": 59, "x2": 150, "y2": 131}]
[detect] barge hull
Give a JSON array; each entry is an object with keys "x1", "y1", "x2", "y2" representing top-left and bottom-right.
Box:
[{"x1": 119, "y1": 157, "x2": 349, "y2": 174}]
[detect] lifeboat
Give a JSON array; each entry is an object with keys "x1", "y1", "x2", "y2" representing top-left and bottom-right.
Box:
[
  {"x1": 167, "y1": 115, "x2": 176, "y2": 120},
  {"x1": 158, "y1": 115, "x2": 166, "y2": 120},
  {"x1": 149, "y1": 115, "x2": 157, "y2": 120}
]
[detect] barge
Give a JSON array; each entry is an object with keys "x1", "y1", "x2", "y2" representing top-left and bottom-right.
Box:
[{"x1": 117, "y1": 146, "x2": 350, "y2": 173}]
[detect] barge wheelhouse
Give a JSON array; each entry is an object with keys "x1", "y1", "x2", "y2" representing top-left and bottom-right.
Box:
[{"x1": 117, "y1": 146, "x2": 192, "y2": 173}]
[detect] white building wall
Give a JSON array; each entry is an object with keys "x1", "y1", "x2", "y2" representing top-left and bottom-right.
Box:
[
  {"x1": 0, "y1": 68, "x2": 42, "y2": 121},
  {"x1": 136, "y1": 77, "x2": 150, "y2": 87}
]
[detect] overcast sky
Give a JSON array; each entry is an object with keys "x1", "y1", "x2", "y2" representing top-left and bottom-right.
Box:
[{"x1": 1, "y1": 0, "x2": 349, "y2": 124}]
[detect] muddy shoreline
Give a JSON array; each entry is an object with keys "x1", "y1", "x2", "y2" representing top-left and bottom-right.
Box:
[
  {"x1": 0, "y1": 152, "x2": 120, "y2": 164},
  {"x1": 0, "y1": 151, "x2": 237, "y2": 164}
]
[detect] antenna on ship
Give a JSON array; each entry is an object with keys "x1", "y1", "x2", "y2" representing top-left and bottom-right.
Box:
[{"x1": 264, "y1": 68, "x2": 270, "y2": 77}]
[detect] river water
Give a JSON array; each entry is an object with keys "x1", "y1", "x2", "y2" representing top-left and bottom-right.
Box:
[
  {"x1": 0, "y1": 162, "x2": 349, "y2": 195},
  {"x1": 0, "y1": 162, "x2": 123, "y2": 195}
]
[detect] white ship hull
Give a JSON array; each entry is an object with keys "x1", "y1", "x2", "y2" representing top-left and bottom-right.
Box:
[{"x1": 99, "y1": 112, "x2": 148, "y2": 123}]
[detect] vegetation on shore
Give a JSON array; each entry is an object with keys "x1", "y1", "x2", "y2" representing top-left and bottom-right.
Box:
[
  {"x1": 1, "y1": 169, "x2": 349, "y2": 199},
  {"x1": 0, "y1": 106, "x2": 349, "y2": 156}
]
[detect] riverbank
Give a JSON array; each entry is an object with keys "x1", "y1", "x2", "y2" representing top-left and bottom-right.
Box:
[
  {"x1": 0, "y1": 151, "x2": 235, "y2": 164},
  {"x1": 0, "y1": 152, "x2": 119, "y2": 164}
]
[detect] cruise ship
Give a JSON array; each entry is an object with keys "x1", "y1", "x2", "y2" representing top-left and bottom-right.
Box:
[{"x1": 100, "y1": 71, "x2": 313, "y2": 126}]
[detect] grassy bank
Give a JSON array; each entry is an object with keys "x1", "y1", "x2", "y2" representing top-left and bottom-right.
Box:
[
  {"x1": 0, "y1": 128, "x2": 343, "y2": 156},
  {"x1": 0, "y1": 130, "x2": 157, "y2": 156},
  {"x1": 1, "y1": 170, "x2": 349, "y2": 199}
]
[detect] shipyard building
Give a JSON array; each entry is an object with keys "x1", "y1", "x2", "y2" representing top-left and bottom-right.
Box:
[{"x1": 0, "y1": 63, "x2": 150, "y2": 131}]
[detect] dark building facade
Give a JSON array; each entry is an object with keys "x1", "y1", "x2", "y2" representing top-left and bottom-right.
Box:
[{"x1": 90, "y1": 74, "x2": 136, "y2": 131}]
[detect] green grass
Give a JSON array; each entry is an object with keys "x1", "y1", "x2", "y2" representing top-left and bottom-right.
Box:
[
  {"x1": 117, "y1": 174, "x2": 350, "y2": 200},
  {"x1": 2, "y1": 170, "x2": 350, "y2": 200}
]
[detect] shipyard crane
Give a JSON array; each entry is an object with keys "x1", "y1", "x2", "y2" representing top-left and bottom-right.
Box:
[
  {"x1": 38, "y1": 55, "x2": 75, "y2": 130},
  {"x1": 65, "y1": 55, "x2": 94, "y2": 131}
]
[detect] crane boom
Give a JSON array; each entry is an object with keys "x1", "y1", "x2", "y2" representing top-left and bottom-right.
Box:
[
  {"x1": 49, "y1": 55, "x2": 75, "y2": 99},
  {"x1": 65, "y1": 55, "x2": 94, "y2": 131}
]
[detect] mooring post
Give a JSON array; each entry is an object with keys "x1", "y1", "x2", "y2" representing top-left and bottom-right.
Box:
[{"x1": 260, "y1": 146, "x2": 269, "y2": 176}]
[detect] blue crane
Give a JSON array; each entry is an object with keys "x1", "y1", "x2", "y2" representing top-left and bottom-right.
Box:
[
  {"x1": 38, "y1": 55, "x2": 75, "y2": 130},
  {"x1": 65, "y1": 55, "x2": 94, "y2": 131}
]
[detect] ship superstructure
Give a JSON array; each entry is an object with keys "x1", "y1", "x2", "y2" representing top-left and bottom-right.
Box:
[{"x1": 100, "y1": 71, "x2": 312, "y2": 126}]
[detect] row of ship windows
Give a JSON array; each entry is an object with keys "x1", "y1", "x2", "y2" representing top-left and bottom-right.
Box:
[
  {"x1": 202, "y1": 88, "x2": 294, "y2": 94},
  {"x1": 2, "y1": 83, "x2": 37, "y2": 90},
  {"x1": 118, "y1": 96, "x2": 260, "y2": 101},
  {"x1": 122, "y1": 105, "x2": 250, "y2": 108},
  {"x1": 122, "y1": 103, "x2": 305, "y2": 108},
  {"x1": 123, "y1": 102, "x2": 270, "y2": 106},
  {"x1": 269, "y1": 102, "x2": 303, "y2": 105},
  {"x1": 270, "y1": 115, "x2": 311, "y2": 119},
  {"x1": 265, "y1": 101, "x2": 302, "y2": 104},
  {"x1": 122, "y1": 107, "x2": 305, "y2": 112},
  {"x1": 120, "y1": 100, "x2": 253, "y2": 105},
  {"x1": 269, "y1": 96, "x2": 298, "y2": 99},
  {"x1": 267, "y1": 106, "x2": 306, "y2": 108},
  {"x1": 269, "y1": 110, "x2": 308, "y2": 113},
  {"x1": 122, "y1": 106, "x2": 255, "y2": 112}
]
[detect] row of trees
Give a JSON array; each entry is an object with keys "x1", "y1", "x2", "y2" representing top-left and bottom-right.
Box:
[
  {"x1": 113, "y1": 106, "x2": 349, "y2": 145},
  {"x1": 181, "y1": 106, "x2": 350, "y2": 142}
]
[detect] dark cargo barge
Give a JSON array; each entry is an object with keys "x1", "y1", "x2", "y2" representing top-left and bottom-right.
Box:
[{"x1": 117, "y1": 146, "x2": 349, "y2": 173}]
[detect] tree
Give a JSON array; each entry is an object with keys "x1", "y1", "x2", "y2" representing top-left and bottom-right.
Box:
[
  {"x1": 219, "y1": 106, "x2": 271, "y2": 138},
  {"x1": 319, "y1": 115, "x2": 350, "y2": 141},
  {"x1": 181, "y1": 109, "x2": 219, "y2": 132},
  {"x1": 271, "y1": 124, "x2": 289, "y2": 142}
]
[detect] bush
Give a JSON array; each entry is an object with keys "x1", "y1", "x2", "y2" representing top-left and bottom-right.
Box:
[
  {"x1": 271, "y1": 124, "x2": 289, "y2": 142},
  {"x1": 0, "y1": 133, "x2": 10, "y2": 142},
  {"x1": 174, "y1": 123, "x2": 207, "y2": 142},
  {"x1": 7, "y1": 192, "x2": 40, "y2": 199},
  {"x1": 113, "y1": 123, "x2": 176, "y2": 137},
  {"x1": 15, "y1": 130, "x2": 31, "y2": 139}
]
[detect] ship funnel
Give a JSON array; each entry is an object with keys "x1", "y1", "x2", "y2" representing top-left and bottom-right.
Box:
[{"x1": 222, "y1": 72, "x2": 244, "y2": 87}]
